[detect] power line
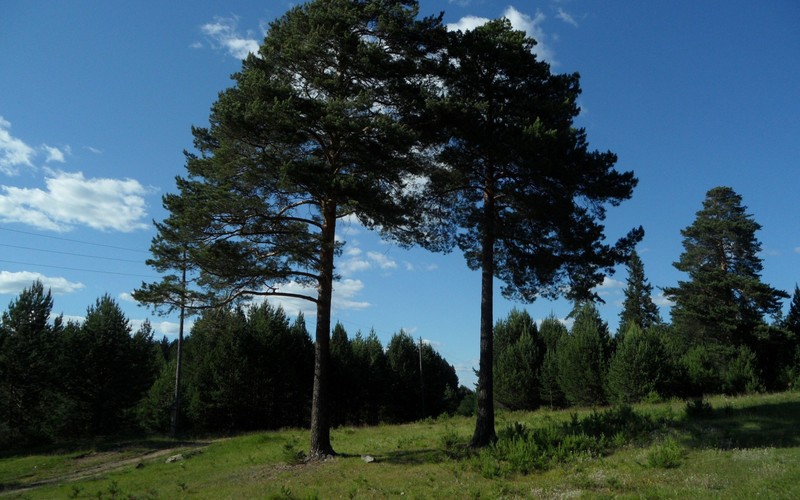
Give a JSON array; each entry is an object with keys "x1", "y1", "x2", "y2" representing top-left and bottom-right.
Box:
[
  {"x1": 0, "y1": 243, "x2": 145, "y2": 264},
  {"x1": 0, "y1": 226, "x2": 149, "y2": 254},
  {"x1": 0, "y1": 259, "x2": 158, "y2": 279}
]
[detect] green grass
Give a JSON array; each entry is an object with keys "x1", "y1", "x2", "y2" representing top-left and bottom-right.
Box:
[{"x1": 2, "y1": 392, "x2": 799, "y2": 498}]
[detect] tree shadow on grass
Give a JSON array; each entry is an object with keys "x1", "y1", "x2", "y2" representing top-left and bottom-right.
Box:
[
  {"x1": 365, "y1": 448, "x2": 449, "y2": 466},
  {"x1": 682, "y1": 400, "x2": 800, "y2": 450}
]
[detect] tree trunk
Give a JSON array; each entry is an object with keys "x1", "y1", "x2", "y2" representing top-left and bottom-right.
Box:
[
  {"x1": 309, "y1": 200, "x2": 337, "y2": 460},
  {"x1": 470, "y1": 180, "x2": 497, "y2": 448}
]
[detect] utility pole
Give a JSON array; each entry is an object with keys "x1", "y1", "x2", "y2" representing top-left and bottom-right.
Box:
[
  {"x1": 418, "y1": 336, "x2": 425, "y2": 419},
  {"x1": 170, "y1": 255, "x2": 187, "y2": 438}
]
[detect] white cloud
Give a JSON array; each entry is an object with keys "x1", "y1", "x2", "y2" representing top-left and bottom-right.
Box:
[
  {"x1": 266, "y1": 278, "x2": 371, "y2": 318},
  {"x1": 502, "y1": 6, "x2": 555, "y2": 64},
  {"x1": 447, "y1": 15, "x2": 491, "y2": 33},
  {"x1": 43, "y1": 144, "x2": 69, "y2": 163},
  {"x1": 367, "y1": 251, "x2": 397, "y2": 270},
  {"x1": 556, "y1": 8, "x2": 579, "y2": 27},
  {"x1": 446, "y1": 6, "x2": 556, "y2": 64},
  {"x1": 0, "y1": 170, "x2": 150, "y2": 232},
  {"x1": 118, "y1": 292, "x2": 136, "y2": 303},
  {"x1": 592, "y1": 276, "x2": 625, "y2": 296},
  {"x1": 0, "y1": 270, "x2": 85, "y2": 295},
  {"x1": 0, "y1": 116, "x2": 36, "y2": 175},
  {"x1": 83, "y1": 146, "x2": 103, "y2": 155},
  {"x1": 339, "y1": 257, "x2": 371, "y2": 276},
  {"x1": 653, "y1": 292, "x2": 675, "y2": 307},
  {"x1": 200, "y1": 16, "x2": 261, "y2": 60}
]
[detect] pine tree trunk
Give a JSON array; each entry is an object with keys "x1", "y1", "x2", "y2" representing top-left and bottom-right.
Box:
[
  {"x1": 470, "y1": 181, "x2": 497, "y2": 448},
  {"x1": 309, "y1": 200, "x2": 337, "y2": 460}
]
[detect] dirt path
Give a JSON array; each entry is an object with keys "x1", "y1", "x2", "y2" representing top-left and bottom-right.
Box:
[{"x1": 0, "y1": 441, "x2": 214, "y2": 496}]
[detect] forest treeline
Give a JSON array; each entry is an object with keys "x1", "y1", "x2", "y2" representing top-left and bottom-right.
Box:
[{"x1": 0, "y1": 284, "x2": 464, "y2": 449}]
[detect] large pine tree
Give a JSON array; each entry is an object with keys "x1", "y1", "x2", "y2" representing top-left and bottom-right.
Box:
[
  {"x1": 665, "y1": 187, "x2": 787, "y2": 347},
  {"x1": 137, "y1": 0, "x2": 444, "y2": 458},
  {"x1": 423, "y1": 19, "x2": 641, "y2": 446}
]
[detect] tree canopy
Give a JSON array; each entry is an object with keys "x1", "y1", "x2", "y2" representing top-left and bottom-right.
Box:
[
  {"x1": 422, "y1": 19, "x2": 642, "y2": 446},
  {"x1": 665, "y1": 186, "x2": 787, "y2": 346},
  {"x1": 135, "y1": 0, "x2": 444, "y2": 459}
]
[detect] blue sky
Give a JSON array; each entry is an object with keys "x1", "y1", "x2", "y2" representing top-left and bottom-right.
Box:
[{"x1": 1, "y1": 1, "x2": 798, "y2": 387}]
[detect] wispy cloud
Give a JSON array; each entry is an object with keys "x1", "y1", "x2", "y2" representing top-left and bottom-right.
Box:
[
  {"x1": 0, "y1": 116, "x2": 36, "y2": 175},
  {"x1": 795, "y1": 247, "x2": 800, "y2": 254},
  {"x1": 556, "y1": 8, "x2": 579, "y2": 27},
  {"x1": 0, "y1": 270, "x2": 84, "y2": 295},
  {"x1": 0, "y1": 170, "x2": 150, "y2": 232},
  {"x1": 200, "y1": 16, "x2": 261, "y2": 60}
]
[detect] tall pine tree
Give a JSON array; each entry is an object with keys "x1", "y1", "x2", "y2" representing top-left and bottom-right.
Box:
[
  {"x1": 137, "y1": 0, "x2": 444, "y2": 458},
  {"x1": 665, "y1": 187, "x2": 787, "y2": 348},
  {"x1": 422, "y1": 19, "x2": 641, "y2": 446},
  {"x1": 618, "y1": 250, "x2": 661, "y2": 335}
]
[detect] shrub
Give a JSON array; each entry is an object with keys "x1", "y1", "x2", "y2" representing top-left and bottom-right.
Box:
[
  {"x1": 685, "y1": 398, "x2": 713, "y2": 418},
  {"x1": 646, "y1": 437, "x2": 684, "y2": 468}
]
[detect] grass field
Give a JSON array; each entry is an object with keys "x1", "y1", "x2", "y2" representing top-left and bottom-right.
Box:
[{"x1": 2, "y1": 391, "x2": 799, "y2": 498}]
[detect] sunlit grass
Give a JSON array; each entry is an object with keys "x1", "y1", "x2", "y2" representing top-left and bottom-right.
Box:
[{"x1": 1, "y1": 391, "x2": 798, "y2": 498}]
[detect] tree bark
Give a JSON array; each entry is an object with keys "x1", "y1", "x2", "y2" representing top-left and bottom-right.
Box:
[
  {"x1": 470, "y1": 179, "x2": 497, "y2": 448},
  {"x1": 309, "y1": 200, "x2": 337, "y2": 460}
]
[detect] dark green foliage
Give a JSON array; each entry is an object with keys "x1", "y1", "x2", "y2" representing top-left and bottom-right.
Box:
[
  {"x1": 185, "y1": 304, "x2": 313, "y2": 431},
  {"x1": 420, "y1": 17, "x2": 641, "y2": 447},
  {"x1": 666, "y1": 187, "x2": 787, "y2": 348},
  {"x1": 138, "y1": 0, "x2": 446, "y2": 458},
  {"x1": 784, "y1": 285, "x2": 800, "y2": 335},
  {"x1": 330, "y1": 322, "x2": 358, "y2": 426},
  {"x1": 384, "y1": 331, "x2": 459, "y2": 423},
  {"x1": 750, "y1": 324, "x2": 797, "y2": 391},
  {"x1": 61, "y1": 297, "x2": 158, "y2": 436},
  {"x1": 350, "y1": 330, "x2": 389, "y2": 425},
  {"x1": 556, "y1": 303, "x2": 610, "y2": 406},
  {"x1": 493, "y1": 309, "x2": 543, "y2": 410},
  {"x1": 607, "y1": 325, "x2": 668, "y2": 404},
  {"x1": 618, "y1": 250, "x2": 661, "y2": 335},
  {"x1": 538, "y1": 316, "x2": 568, "y2": 409},
  {"x1": 0, "y1": 281, "x2": 64, "y2": 447},
  {"x1": 482, "y1": 405, "x2": 664, "y2": 476},
  {"x1": 681, "y1": 343, "x2": 761, "y2": 396}
]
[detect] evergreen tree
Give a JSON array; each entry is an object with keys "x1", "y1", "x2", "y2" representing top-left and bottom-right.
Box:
[
  {"x1": 0, "y1": 281, "x2": 64, "y2": 447},
  {"x1": 351, "y1": 329, "x2": 388, "y2": 424},
  {"x1": 538, "y1": 315, "x2": 568, "y2": 409},
  {"x1": 419, "y1": 341, "x2": 459, "y2": 418},
  {"x1": 385, "y1": 331, "x2": 423, "y2": 422},
  {"x1": 493, "y1": 309, "x2": 542, "y2": 410},
  {"x1": 665, "y1": 187, "x2": 787, "y2": 347},
  {"x1": 62, "y1": 295, "x2": 156, "y2": 435},
  {"x1": 185, "y1": 304, "x2": 313, "y2": 432},
  {"x1": 421, "y1": 19, "x2": 641, "y2": 446},
  {"x1": 618, "y1": 250, "x2": 661, "y2": 335},
  {"x1": 137, "y1": 0, "x2": 444, "y2": 459},
  {"x1": 607, "y1": 325, "x2": 667, "y2": 403},
  {"x1": 330, "y1": 322, "x2": 357, "y2": 426},
  {"x1": 784, "y1": 285, "x2": 800, "y2": 335},
  {"x1": 556, "y1": 303, "x2": 610, "y2": 406}
]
